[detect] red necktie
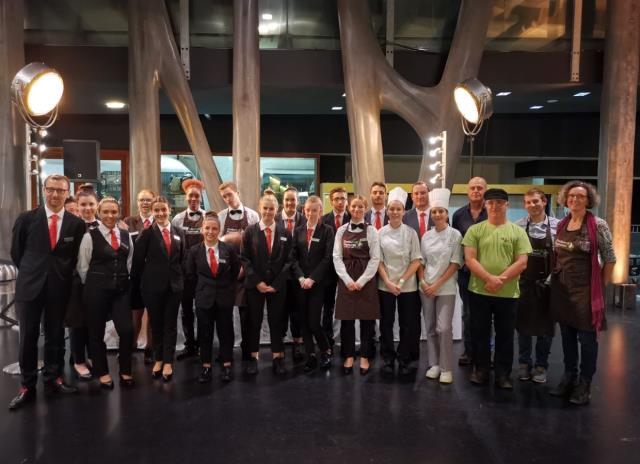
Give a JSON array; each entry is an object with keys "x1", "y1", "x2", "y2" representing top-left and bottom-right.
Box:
[
  {"x1": 287, "y1": 218, "x2": 293, "y2": 233},
  {"x1": 306, "y1": 228, "x2": 314, "y2": 248},
  {"x1": 419, "y1": 212, "x2": 427, "y2": 238},
  {"x1": 335, "y1": 214, "x2": 341, "y2": 229},
  {"x1": 49, "y1": 214, "x2": 58, "y2": 250},
  {"x1": 110, "y1": 229, "x2": 119, "y2": 250},
  {"x1": 162, "y1": 228, "x2": 172, "y2": 256},
  {"x1": 375, "y1": 211, "x2": 382, "y2": 230},
  {"x1": 209, "y1": 248, "x2": 218, "y2": 277},
  {"x1": 265, "y1": 227, "x2": 272, "y2": 256},
  {"x1": 143, "y1": 218, "x2": 151, "y2": 229}
]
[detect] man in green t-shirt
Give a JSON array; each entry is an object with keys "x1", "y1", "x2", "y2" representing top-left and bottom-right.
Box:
[{"x1": 461, "y1": 188, "x2": 532, "y2": 389}]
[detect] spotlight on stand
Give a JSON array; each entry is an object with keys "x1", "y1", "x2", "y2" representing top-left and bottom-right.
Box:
[
  {"x1": 11, "y1": 62, "x2": 64, "y2": 206},
  {"x1": 427, "y1": 130, "x2": 447, "y2": 188},
  {"x1": 454, "y1": 78, "x2": 493, "y2": 177}
]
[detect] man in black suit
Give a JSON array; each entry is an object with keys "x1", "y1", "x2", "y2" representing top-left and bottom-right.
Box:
[
  {"x1": 320, "y1": 186, "x2": 351, "y2": 346},
  {"x1": 9, "y1": 174, "x2": 86, "y2": 410},
  {"x1": 403, "y1": 181, "x2": 434, "y2": 240},
  {"x1": 275, "y1": 187, "x2": 307, "y2": 362},
  {"x1": 364, "y1": 181, "x2": 389, "y2": 230}
]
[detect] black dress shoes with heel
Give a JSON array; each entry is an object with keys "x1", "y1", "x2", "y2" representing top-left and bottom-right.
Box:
[
  {"x1": 220, "y1": 366, "x2": 233, "y2": 382},
  {"x1": 119, "y1": 376, "x2": 135, "y2": 388},
  {"x1": 44, "y1": 378, "x2": 78, "y2": 397},
  {"x1": 8, "y1": 388, "x2": 36, "y2": 411},
  {"x1": 198, "y1": 367, "x2": 213, "y2": 383}
]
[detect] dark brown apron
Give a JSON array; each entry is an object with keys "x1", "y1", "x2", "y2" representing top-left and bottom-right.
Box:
[
  {"x1": 222, "y1": 209, "x2": 249, "y2": 306},
  {"x1": 334, "y1": 226, "x2": 380, "y2": 321},
  {"x1": 181, "y1": 212, "x2": 204, "y2": 250},
  {"x1": 550, "y1": 222, "x2": 593, "y2": 331},
  {"x1": 516, "y1": 218, "x2": 554, "y2": 336}
]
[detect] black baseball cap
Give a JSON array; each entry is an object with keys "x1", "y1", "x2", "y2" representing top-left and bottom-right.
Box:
[{"x1": 483, "y1": 188, "x2": 509, "y2": 201}]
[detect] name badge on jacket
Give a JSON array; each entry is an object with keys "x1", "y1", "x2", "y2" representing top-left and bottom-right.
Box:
[
  {"x1": 219, "y1": 258, "x2": 227, "y2": 264},
  {"x1": 63, "y1": 236, "x2": 74, "y2": 243},
  {"x1": 173, "y1": 235, "x2": 181, "y2": 241},
  {"x1": 280, "y1": 236, "x2": 287, "y2": 242}
]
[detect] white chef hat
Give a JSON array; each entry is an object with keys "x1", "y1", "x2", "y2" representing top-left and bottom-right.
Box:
[
  {"x1": 387, "y1": 186, "x2": 407, "y2": 208},
  {"x1": 429, "y1": 188, "x2": 451, "y2": 209}
]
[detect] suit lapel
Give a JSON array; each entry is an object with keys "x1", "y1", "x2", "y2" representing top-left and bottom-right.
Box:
[
  {"x1": 153, "y1": 224, "x2": 169, "y2": 258},
  {"x1": 56, "y1": 212, "x2": 72, "y2": 247}
]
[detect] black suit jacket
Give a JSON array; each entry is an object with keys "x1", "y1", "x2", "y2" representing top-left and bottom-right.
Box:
[
  {"x1": 276, "y1": 211, "x2": 306, "y2": 233},
  {"x1": 403, "y1": 208, "x2": 435, "y2": 237},
  {"x1": 321, "y1": 210, "x2": 351, "y2": 232},
  {"x1": 131, "y1": 224, "x2": 186, "y2": 294},
  {"x1": 11, "y1": 207, "x2": 86, "y2": 302},
  {"x1": 291, "y1": 223, "x2": 335, "y2": 286},
  {"x1": 186, "y1": 241, "x2": 240, "y2": 308},
  {"x1": 364, "y1": 209, "x2": 389, "y2": 228},
  {"x1": 241, "y1": 223, "x2": 294, "y2": 290}
]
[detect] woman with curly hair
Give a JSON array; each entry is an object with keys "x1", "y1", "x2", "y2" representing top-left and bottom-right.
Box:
[{"x1": 549, "y1": 181, "x2": 616, "y2": 405}]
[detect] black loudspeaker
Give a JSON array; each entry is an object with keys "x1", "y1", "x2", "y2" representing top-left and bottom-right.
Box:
[{"x1": 63, "y1": 139, "x2": 100, "y2": 182}]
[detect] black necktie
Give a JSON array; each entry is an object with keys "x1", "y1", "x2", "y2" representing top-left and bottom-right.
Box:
[{"x1": 350, "y1": 223, "x2": 365, "y2": 230}]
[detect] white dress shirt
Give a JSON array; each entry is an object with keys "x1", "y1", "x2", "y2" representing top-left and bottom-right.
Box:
[
  {"x1": 332, "y1": 220, "x2": 381, "y2": 287},
  {"x1": 77, "y1": 223, "x2": 134, "y2": 283}
]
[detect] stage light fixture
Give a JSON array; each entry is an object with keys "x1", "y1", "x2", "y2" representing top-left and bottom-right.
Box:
[{"x1": 11, "y1": 62, "x2": 64, "y2": 127}]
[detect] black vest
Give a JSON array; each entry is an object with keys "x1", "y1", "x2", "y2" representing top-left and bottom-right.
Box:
[{"x1": 85, "y1": 228, "x2": 130, "y2": 291}]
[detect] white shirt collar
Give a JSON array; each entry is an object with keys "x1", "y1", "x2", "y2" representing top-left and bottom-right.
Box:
[
  {"x1": 281, "y1": 210, "x2": 296, "y2": 221},
  {"x1": 259, "y1": 221, "x2": 276, "y2": 232},
  {"x1": 205, "y1": 242, "x2": 219, "y2": 252},
  {"x1": 157, "y1": 223, "x2": 171, "y2": 232},
  {"x1": 45, "y1": 204, "x2": 65, "y2": 220},
  {"x1": 98, "y1": 223, "x2": 118, "y2": 236},
  {"x1": 229, "y1": 203, "x2": 244, "y2": 214},
  {"x1": 371, "y1": 207, "x2": 385, "y2": 216},
  {"x1": 140, "y1": 214, "x2": 153, "y2": 224}
]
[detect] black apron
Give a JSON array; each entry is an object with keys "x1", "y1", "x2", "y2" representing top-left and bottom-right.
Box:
[
  {"x1": 334, "y1": 226, "x2": 380, "y2": 321},
  {"x1": 516, "y1": 218, "x2": 554, "y2": 337},
  {"x1": 550, "y1": 222, "x2": 594, "y2": 331}
]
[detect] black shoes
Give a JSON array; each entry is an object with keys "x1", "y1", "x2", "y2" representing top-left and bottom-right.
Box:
[
  {"x1": 100, "y1": 379, "x2": 115, "y2": 390},
  {"x1": 272, "y1": 357, "x2": 287, "y2": 375},
  {"x1": 398, "y1": 362, "x2": 413, "y2": 377},
  {"x1": 162, "y1": 372, "x2": 173, "y2": 383},
  {"x1": 342, "y1": 365, "x2": 353, "y2": 375},
  {"x1": 469, "y1": 368, "x2": 489, "y2": 385},
  {"x1": 550, "y1": 374, "x2": 577, "y2": 398},
  {"x1": 119, "y1": 376, "x2": 135, "y2": 388},
  {"x1": 44, "y1": 378, "x2": 78, "y2": 397},
  {"x1": 381, "y1": 359, "x2": 395, "y2": 377},
  {"x1": 292, "y1": 343, "x2": 304, "y2": 364},
  {"x1": 176, "y1": 347, "x2": 198, "y2": 361},
  {"x1": 458, "y1": 352, "x2": 472, "y2": 366},
  {"x1": 360, "y1": 366, "x2": 370, "y2": 376},
  {"x1": 8, "y1": 388, "x2": 36, "y2": 411},
  {"x1": 244, "y1": 358, "x2": 258, "y2": 376},
  {"x1": 221, "y1": 366, "x2": 233, "y2": 382},
  {"x1": 569, "y1": 379, "x2": 591, "y2": 405},
  {"x1": 143, "y1": 349, "x2": 154, "y2": 365},
  {"x1": 319, "y1": 352, "x2": 332, "y2": 370},
  {"x1": 151, "y1": 369, "x2": 162, "y2": 380},
  {"x1": 198, "y1": 367, "x2": 213, "y2": 383},
  {"x1": 303, "y1": 355, "x2": 318, "y2": 373},
  {"x1": 495, "y1": 375, "x2": 514, "y2": 390}
]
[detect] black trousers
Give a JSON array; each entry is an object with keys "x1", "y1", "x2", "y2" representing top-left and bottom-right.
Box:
[
  {"x1": 143, "y1": 288, "x2": 182, "y2": 363},
  {"x1": 340, "y1": 320, "x2": 376, "y2": 359},
  {"x1": 84, "y1": 287, "x2": 133, "y2": 377},
  {"x1": 322, "y1": 280, "x2": 338, "y2": 343},
  {"x1": 180, "y1": 278, "x2": 198, "y2": 350},
  {"x1": 196, "y1": 302, "x2": 235, "y2": 364},
  {"x1": 17, "y1": 282, "x2": 67, "y2": 388},
  {"x1": 239, "y1": 305, "x2": 252, "y2": 360},
  {"x1": 70, "y1": 326, "x2": 90, "y2": 364},
  {"x1": 245, "y1": 288, "x2": 287, "y2": 354},
  {"x1": 379, "y1": 290, "x2": 421, "y2": 364},
  {"x1": 298, "y1": 284, "x2": 330, "y2": 355},
  {"x1": 283, "y1": 279, "x2": 302, "y2": 339},
  {"x1": 559, "y1": 323, "x2": 598, "y2": 381},
  {"x1": 469, "y1": 292, "x2": 518, "y2": 377}
]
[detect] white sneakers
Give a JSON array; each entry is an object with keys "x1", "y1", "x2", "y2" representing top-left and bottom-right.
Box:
[{"x1": 425, "y1": 365, "x2": 453, "y2": 384}]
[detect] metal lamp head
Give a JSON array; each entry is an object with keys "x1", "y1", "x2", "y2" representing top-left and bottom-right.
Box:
[
  {"x1": 454, "y1": 78, "x2": 493, "y2": 124},
  {"x1": 12, "y1": 62, "x2": 64, "y2": 117}
]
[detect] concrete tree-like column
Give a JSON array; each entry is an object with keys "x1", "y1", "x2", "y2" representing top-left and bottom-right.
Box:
[
  {"x1": 128, "y1": 0, "x2": 224, "y2": 211},
  {"x1": 597, "y1": 0, "x2": 640, "y2": 283},
  {"x1": 232, "y1": 0, "x2": 261, "y2": 210},
  {"x1": 337, "y1": 0, "x2": 491, "y2": 193},
  {"x1": 0, "y1": 0, "x2": 25, "y2": 261}
]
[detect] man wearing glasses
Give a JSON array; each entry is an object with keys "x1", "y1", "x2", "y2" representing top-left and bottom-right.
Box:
[
  {"x1": 9, "y1": 174, "x2": 86, "y2": 410},
  {"x1": 461, "y1": 188, "x2": 531, "y2": 390}
]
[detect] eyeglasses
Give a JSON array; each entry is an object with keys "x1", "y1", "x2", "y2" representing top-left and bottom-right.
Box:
[
  {"x1": 567, "y1": 194, "x2": 587, "y2": 200},
  {"x1": 138, "y1": 198, "x2": 153, "y2": 203},
  {"x1": 45, "y1": 187, "x2": 68, "y2": 195}
]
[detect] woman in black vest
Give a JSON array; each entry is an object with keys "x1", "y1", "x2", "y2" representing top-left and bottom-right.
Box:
[
  {"x1": 186, "y1": 211, "x2": 240, "y2": 382},
  {"x1": 77, "y1": 197, "x2": 134, "y2": 389},
  {"x1": 131, "y1": 196, "x2": 186, "y2": 382}
]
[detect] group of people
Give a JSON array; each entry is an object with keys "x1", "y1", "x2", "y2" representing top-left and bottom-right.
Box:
[{"x1": 7, "y1": 173, "x2": 615, "y2": 411}]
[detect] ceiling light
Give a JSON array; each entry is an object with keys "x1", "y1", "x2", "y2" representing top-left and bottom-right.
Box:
[
  {"x1": 573, "y1": 91, "x2": 590, "y2": 97},
  {"x1": 546, "y1": 99, "x2": 558, "y2": 103},
  {"x1": 529, "y1": 105, "x2": 543, "y2": 110},
  {"x1": 331, "y1": 106, "x2": 343, "y2": 111},
  {"x1": 496, "y1": 91, "x2": 511, "y2": 96},
  {"x1": 262, "y1": 13, "x2": 273, "y2": 20},
  {"x1": 105, "y1": 100, "x2": 126, "y2": 109},
  {"x1": 342, "y1": 93, "x2": 346, "y2": 97}
]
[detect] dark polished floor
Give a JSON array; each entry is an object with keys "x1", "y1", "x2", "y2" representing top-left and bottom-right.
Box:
[{"x1": 1, "y1": 308, "x2": 640, "y2": 464}]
